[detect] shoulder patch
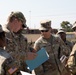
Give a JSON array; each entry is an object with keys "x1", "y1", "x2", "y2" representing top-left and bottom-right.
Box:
[{"x1": 8, "y1": 67, "x2": 18, "y2": 75}]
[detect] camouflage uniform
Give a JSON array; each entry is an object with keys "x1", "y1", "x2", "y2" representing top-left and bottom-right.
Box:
[
  {"x1": 57, "y1": 29, "x2": 73, "y2": 56},
  {"x1": 0, "y1": 25, "x2": 17, "y2": 75},
  {"x1": 0, "y1": 47, "x2": 19, "y2": 75},
  {"x1": 33, "y1": 20, "x2": 70, "y2": 75},
  {"x1": 2, "y1": 11, "x2": 33, "y2": 75},
  {"x1": 67, "y1": 43, "x2": 76, "y2": 75},
  {"x1": 34, "y1": 34, "x2": 70, "y2": 75},
  {"x1": 67, "y1": 22, "x2": 76, "y2": 75},
  {"x1": 5, "y1": 29, "x2": 30, "y2": 75},
  {"x1": 65, "y1": 40, "x2": 73, "y2": 51}
]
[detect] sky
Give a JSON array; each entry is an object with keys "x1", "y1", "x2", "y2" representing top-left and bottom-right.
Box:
[{"x1": 0, "y1": 0, "x2": 76, "y2": 29}]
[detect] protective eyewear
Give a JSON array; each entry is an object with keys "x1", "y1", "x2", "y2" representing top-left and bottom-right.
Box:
[{"x1": 41, "y1": 30, "x2": 49, "y2": 32}]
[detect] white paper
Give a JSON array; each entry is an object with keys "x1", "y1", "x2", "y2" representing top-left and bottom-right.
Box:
[{"x1": 20, "y1": 71, "x2": 35, "y2": 75}]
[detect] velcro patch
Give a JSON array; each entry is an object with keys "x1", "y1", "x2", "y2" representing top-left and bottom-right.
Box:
[{"x1": 8, "y1": 67, "x2": 18, "y2": 75}]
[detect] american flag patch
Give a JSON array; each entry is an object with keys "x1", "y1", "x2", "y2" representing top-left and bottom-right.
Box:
[{"x1": 8, "y1": 67, "x2": 18, "y2": 74}]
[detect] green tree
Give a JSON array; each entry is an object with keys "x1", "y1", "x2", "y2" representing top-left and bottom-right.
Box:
[{"x1": 60, "y1": 21, "x2": 73, "y2": 32}]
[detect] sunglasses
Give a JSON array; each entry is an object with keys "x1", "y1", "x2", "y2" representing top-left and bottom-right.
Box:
[{"x1": 41, "y1": 30, "x2": 49, "y2": 32}]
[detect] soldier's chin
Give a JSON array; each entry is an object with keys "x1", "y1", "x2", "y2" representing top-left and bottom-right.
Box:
[{"x1": 14, "y1": 30, "x2": 23, "y2": 34}]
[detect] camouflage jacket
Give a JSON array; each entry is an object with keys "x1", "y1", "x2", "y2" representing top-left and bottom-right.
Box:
[
  {"x1": 65, "y1": 40, "x2": 73, "y2": 51},
  {"x1": 67, "y1": 43, "x2": 76, "y2": 75},
  {"x1": 5, "y1": 30, "x2": 30, "y2": 74},
  {"x1": 34, "y1": 34, "x2": 70, "y2": 75}
]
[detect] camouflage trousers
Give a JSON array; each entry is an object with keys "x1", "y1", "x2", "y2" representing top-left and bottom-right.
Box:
[
  {"x1": 35, "y1": 68, "x2": 71, "y2": 75},
  {"x1": 43, "y1": 69, "x2": 59, "y2": 75},
  {"x1": 61, "y1": 68, "x2": 71, "y2": 75}
]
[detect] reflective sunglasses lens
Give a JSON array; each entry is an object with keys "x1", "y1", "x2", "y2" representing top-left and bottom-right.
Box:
[{"x1": 41, "y1": 30, "x2": 49, "y2": 32}]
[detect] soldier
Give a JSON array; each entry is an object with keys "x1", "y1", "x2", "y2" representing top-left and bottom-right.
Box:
[
  {"x1": 0, "y1": 25, "x2": 14, "y2": 75},
  {"x1": 67, "y1": 22, "x2": 76, "y2": 75},
  {"x1": 3, "y1": 11, "x2": 37, "y2": 75},
  {"x1": 33, "y1": 20, "x2": 71, "y2": 75},
  {"x1": 57, "y1": 29, "x2": 73, "y2": 56}
]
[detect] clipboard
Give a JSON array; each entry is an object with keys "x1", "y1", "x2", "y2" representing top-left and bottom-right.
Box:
[{"x1": 25, "y1": 48, "x2": 49, "y2": 71}]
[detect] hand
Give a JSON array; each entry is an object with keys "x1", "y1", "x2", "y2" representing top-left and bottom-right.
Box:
[
  {"x1": 29, "y1": 47, "x2": 37, "y2": 53},
  {"x1": 26, "y1": 52, "x2": 37, "y2": 60}
]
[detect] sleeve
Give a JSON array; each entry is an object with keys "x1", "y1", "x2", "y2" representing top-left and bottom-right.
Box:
[
  {"x1": 2, "y1": 57, "x2": 20, "y2": 75},
  {"x1": 67, "y1": 44, "x2": 76, "y2": 74},
  {"x1": 67, "y1": 44, "x2": 76, "y2": 66}
]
